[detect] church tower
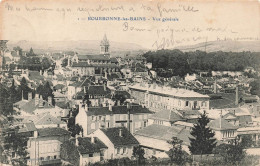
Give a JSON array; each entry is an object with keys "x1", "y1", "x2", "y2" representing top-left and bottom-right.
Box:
[{"x1": 100, "y1": 34, "x2": 110, "y2": 57}]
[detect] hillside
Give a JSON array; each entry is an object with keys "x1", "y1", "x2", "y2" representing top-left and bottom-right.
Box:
[
  {"x1": 175, "y1": 40, "x2": 260, "y2": 52},
  {"x1": 7, "y1": 40, "x2": 147, "y2": 57}
]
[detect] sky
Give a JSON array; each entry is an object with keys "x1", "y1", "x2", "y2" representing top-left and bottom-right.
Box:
[{"x1": 0, "y1": 0, "x2": 259, "y2": 50}]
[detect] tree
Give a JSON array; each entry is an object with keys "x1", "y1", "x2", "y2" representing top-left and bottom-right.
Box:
[
  {"x1": 167, "y1": 137, "x2": 187, "y2": 165},
  {"x1": 249, "y1": 79, "x2": 260, "y2": 97},
  {"x1": 214, "y1": 137, "x2": 245, "y2": 165},
  {"x1": 2, "y1": 127, "x2": 29, "y2": 166},
  {"x1": 0, "y1": 84, "x2": 16, "y2": 116},
  {"x1": 132, "y1": 146, "x2": 145, "y2": 165},
  {"x1": 13, "y1": 46, "x2": 23, "y2": 56},
  {"x1": 36, "y1": 81, "x2": 55, "y2": 105},
  {"x1": 0, "y1": 40, "x2": 8, "y2": 55},
  {"x1": 240, "y1": 135, "x2": 254, "y2": 148},
  {"x1": 42, "y1": 57, "x2": 51, "y2": 70},
  {"x1": 189, "y1": 111, "x2": 217, "y2": 155},
  {"x1": 27, "y1": 47, "x2": 36, "y2": 56}
]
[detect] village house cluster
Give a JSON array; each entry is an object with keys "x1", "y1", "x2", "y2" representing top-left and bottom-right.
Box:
[{"x1": 0, "y1": 36, "x2": 260, "y2": 166}]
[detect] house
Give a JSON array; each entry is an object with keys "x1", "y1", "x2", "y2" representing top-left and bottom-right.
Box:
[
  {"x1": 208, "y1": 117, "x2": 238, "y2": 142},
  {"x1": 91, "y1": 127, "x2": 139, "y2": 160},
  {"x1": 185, "y1": 73, "x2": 198, "y2": 82},
  {"x1": 61, "y1": 136, "x2": 108, "y2": 166},
  {"x1": 134, "y1": 124, "x2": 192, "y2": 158},
  {"x1": 75, "y1": 104, "x2": 152, "y2": 136},
  {"x1": 18, "y1": 113, "x2": 67, "y2": 129},
  {"x1": 70, "y1": 35, "x2": 120, "y2": 76},
  {"x1": 17, "y1": 125, "x2": 71, "y2": 166},
  {"x1": 129, "y1": 83, "x2": 209, "y2": 112},
  {"x1": 14, "y1": 93, "x2": 69, "y2": 118},
  {"x1": 148, "y1": 109, "x2": 183, "y2": 126}
]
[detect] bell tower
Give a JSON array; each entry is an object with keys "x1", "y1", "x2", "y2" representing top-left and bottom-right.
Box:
[{"x1": 100, "y1": 34, "x2": 110, "y2": 57}]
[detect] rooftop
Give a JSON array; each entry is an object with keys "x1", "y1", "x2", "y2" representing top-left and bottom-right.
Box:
[
  {"x1": 37, "y1": 127, "x2": 70, "y2": 137},
  {"x1": 101, "y1": 127, "x2": 139, "y2": 146},
  {"x1": 77, "y1": 137, "x2": 107, "y2": 154},
  {"x1": 208, "y1": 118, "x2": 238, "y2": 130},
  {"x1": 129, "y1": 83, "x2": 209, "y2": 99}
]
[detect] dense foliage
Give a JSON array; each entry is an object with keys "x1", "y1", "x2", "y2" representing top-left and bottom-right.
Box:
[
  {"x1": 132, "y1": 146, "x2": 145, "y2": 164},
  {"x1": 143, "y1": 50, "x2": 260, "y2": 77},
  {"x1": 1, "y1": 127, "x2": 29, "y2": 166},
  {"x1": 214, "y1": 137, "x2": 245, "y2": 165},
  {"x1": 189, "y1": 111, "x2": 217, "y2": 155},
  {"x1": 36, "y1": 81, "x2": 55, "y2": 105},
  {"x1": 167, "y1": 137, "x2": 188, "y2": 165}
]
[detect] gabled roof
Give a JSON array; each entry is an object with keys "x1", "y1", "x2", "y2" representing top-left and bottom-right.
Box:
[
  {"x1": 37, "y1": 127, "x2": 70, "y2": 137},
  {"x1": 18, "y1": 122, "x2": 37, "y2": 133},
  {"x1": 22, "y1": 113, "x2": 66, "y2": 126},
  {"x1": 134, "y1": 124, "x2": 192, "y2": 145},
  {"x1": 208, "y1": 118, "x2": 238, "y2": 130},
  {"x1": 77, "y1": 137, "x2": 107, "y2": 154},
  {"x1": 100, "y1": 127, "x2": 139, "y2": 146},
  {"x1": 150, "y1": 109, "x2": 183, "y2": 122},
  {"x1": 86, "y1": 105, "x2": 152, "y2": 116},
  {"x1": 88, "y1": 85, "x2": 109, "y2": 95}
]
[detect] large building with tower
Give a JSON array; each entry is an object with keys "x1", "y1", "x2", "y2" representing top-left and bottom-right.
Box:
[{"x1": 68, "y1": 35, "x2": 119, "y2": 76}]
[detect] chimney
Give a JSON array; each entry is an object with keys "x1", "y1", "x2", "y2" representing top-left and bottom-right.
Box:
[
  {"x1": 84, "y1": 86, "x2": 86, "y2": 93},
  {"x1": 48, "y1": 96, "x2": 52, "y2": 105},
  {"x1": 39, "y1": 95, "x2": 43, "y2": 107},
  {"x1": 109, "y1": 102, "x2": 113, "y2": 111},
  {"x1": 75, "y1": 135, "x2": 79, "y2": 146},
  {"x1": 91, "y1": 136, "x2": 95, "y2": 143},
  {"x1": 117, "y1": 100, "x2": 120, "y2": 106},
  {"x1": 235, "y1": 81, "x2": 239, "y2": 105},
  {"x1": 28, "y1": 92, "x2": 32, "y2": 100},
  {"x1": 68, "y1": 55, "x2": 71, "y2": 66},
  {"x1": 105, "y1": 71, "x2": 107, "y2": 79},
  {"x1": 103, "y1": 84, "x2": 106, "y2": 91},
  {"x1": 33, "y1": 130, "x2": 38, "y2": 138},
  {"x1": 119, "y1": 128, "x2": 123, "y2": 137},
  {"x1": 40, "y1": 70, "x2": 42, "y2": 75},
  {"x1": 22, "y1": 90, "x2": 24, "y2": 101},
  {"x1": 127, "y1": 103, "x2": 131, "y2": 132},
  {"x1": 214, "y1": 78, "x2": 217, "y2": 94},
  {"x1": 35, "y1": 94, "x2": 39, "y2": 106}
]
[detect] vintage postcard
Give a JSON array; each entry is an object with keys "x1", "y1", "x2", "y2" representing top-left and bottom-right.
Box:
[{"x1": 0, "y1": 0, "x2": 260, "y2": 165}]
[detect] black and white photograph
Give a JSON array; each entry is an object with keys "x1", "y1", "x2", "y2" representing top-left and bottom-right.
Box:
[{"x1": 0, "y1": 0, "x2": 260, "y2": 165}]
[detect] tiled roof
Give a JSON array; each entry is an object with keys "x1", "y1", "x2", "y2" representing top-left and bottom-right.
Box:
[
  {"x1": 129, "y1": 83, "x2": 209, "y2": 99},
  {"x1": 77, "y1": 137, "x2": 107, "y2": 154},
  {"x1": 78, "y1": 55, "x2": 110, "y2": 61},
  {"x1": 37, "y1": 127, "x2": 70, "y2": 137},
  {"x1": 208, "y1": 118, "x2": 238, "y2": 130},
  {"x1": 115, "y1": 91, "x2": 131, "y2": 99},
  {"x1": 22, "y1": 113, "x2": 66, "y2": 125},
  {"x1": 18, "y1": 122, "x2": 37, "y2": 133},
  {"x1": 88, "y1": 85, "x2": 109, "y2": 95},
  {"x1": 86, "y1": 105, "x2": 152, "y2": 116},
  {"x1": 134, "y1": 124, "x2": 192, "y2": 145},
  {"x1": 101, "y1": 127, "x2": 139, "y2": 146},
  {"x1": 54, "y1": 84, "x2": 65, "y2": 90},
  {"x1": 150, "y1": 109, "x2": 183, "y2": 122},
  {"x1": 110, "y1": 57, "x2": 118, "y2": 63}
]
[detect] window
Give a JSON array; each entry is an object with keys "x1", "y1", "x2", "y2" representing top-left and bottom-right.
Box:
[
  {"x1": 40, "y1": 157, "x2": 44, "y2": 161},
  {"x1": 107, "y1": 122, "x2": 110, "y2": 128},
  {"x1": 54, "y1": 155, "x2": 57, "y2": 159},
  {"x1": 92, "y1": 116, "x2": 94, "y2": 121},
  {"x1": 185, "y1": 101, "x2": 189, "y2": 107},
  {"x1": 89, "y1": 153, "x2": 93, "y2": 157},
  {"x1": 117, "y1": 148, "x2": 120, "y2": 154},
  {"x1": 99, "y1": 116, "x2": 102, "y2": 120},
  {"x1": 91, "y1": 123, "x2": 95, "y2": 130}
]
